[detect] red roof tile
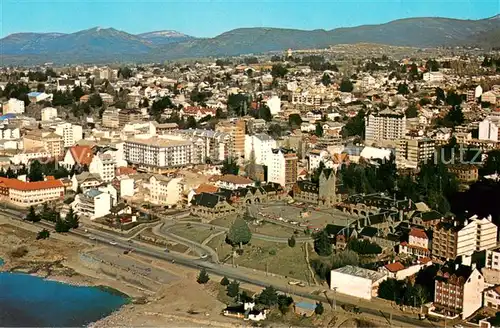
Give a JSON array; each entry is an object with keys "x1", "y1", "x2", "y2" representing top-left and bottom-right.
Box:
[
  {"x1": 384, "y1": 262, "x2": 405, "y2": 272},
  {"x1": 69, "y1": 146, "x2": 93, "y2": 166},
  {"x1": 410, "y1": 228, "x2": 428, "y2": 239},
  {"x1": 0, "y1": 177, "x2": 63, "y2": 191}
]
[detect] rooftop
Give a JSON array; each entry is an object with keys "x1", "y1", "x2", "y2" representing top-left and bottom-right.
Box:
[{"x1": 332, "y1": 265, "x2": 386, "y2": 282}]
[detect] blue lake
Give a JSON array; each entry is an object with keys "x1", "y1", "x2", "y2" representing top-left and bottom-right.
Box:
[{"x1": 0, "y1": 259, "x2": 127, "y2": 327}]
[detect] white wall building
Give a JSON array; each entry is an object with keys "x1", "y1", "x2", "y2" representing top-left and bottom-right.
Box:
[
  {"x1": 244, "y1": 133, "x2": 276, "y2": 166},
  {"x1": 72, "y1": 189, "x2": 111, "y2": 220},
  {"x1": 479, "y1": 116, "x2": 500, "y2": 142},
  {"x1": 41, "y1": 107, "x2": 58, "y2": 121},
  {"x1": 3, "y1": 98, "x2": 25, "y2": 114},
  {"x1": 124, "y1": 137, "x2": 195, "y2": 169},
  {"x1": 265, "y1": 95, "x2": 281, "y2": 116},
  {"x1": 330, "y1": 265, "x2": 387, "y2": 300},
  {"x1": 89, "y1": 153, "x2": 116, "y2": 182},
  {"x1": 423, "y1": 71, "x2": 444, "y2": 83},
  {"x1": 267, "y1": 148, "x2": 298, "y2": 189},
  {"x1": 147, "y1": 175, "x2": 183, "y2": 207},
  {"x1": 56, "y1": 123, "x2": 83, "y2": 148},
  {"x1": 365, "y1": 109, "x2": 406, "y2": 144}
]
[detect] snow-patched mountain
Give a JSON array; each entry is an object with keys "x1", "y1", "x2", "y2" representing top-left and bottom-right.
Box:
[{"x1": 137, "y1": 30, "x2": 194, "y2": 45}]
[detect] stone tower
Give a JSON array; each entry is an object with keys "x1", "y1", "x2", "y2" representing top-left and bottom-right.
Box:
[{"x1": 318, "y1": 169, "x2": 337, "y2": 207}]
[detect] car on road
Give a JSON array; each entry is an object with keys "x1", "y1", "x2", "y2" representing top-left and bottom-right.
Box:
[
  {"x1": 89, "y1": 236, "x2": 96, "y2": 240},
  {"x1": 288, "y1": 281, "x2": 300, "y2": 285},
  {"x1": 109, "y1": 241, "x2": 117, "y2": 245},
  {"x1": 164, "y1": 248, "x2": 170, "y2": 253},
  {"x1": 200, "y1": 253, "x2": 208, "y2": 259}
]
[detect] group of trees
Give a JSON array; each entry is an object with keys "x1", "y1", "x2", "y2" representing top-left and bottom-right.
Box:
[
  {"x1": 271, "y1": 64, "x2": 288, "y2": 79},
  {"x1": 227, "y1": 93, "x2": 251, "y2": 117},
  {"x1": 347, "y1": 239, "x2": 382, "y2": 255},
  {"x1": 221, "y1": 157, "x2": 239, "y2": 175},
  {"x1": 311, "y1": 249, "x2": 360, "y2": 281},
  {"x1": 342, "y1": 108, "x2": 365, "y2": 138},
  {"x1": 26, "y1": 160, "x2": 70, "y2": 182},
  {"x1": 378, "y1": 278, "x2": 428, "y2": 308},
  {"x1": 339, "y1": 79, "x2": 354, "y2": 93},
  {"x1": 299, "y1": 55, "x2": 339, "y2": 72},
  {"x1": 26, "y1": 204, "x2": 79, "y2": 233}
]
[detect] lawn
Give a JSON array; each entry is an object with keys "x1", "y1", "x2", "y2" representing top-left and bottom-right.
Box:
[
  {"x1": 168, "y1": 224, "x2": 214, "y2": 244},
  {"x1": 234, "y1": 239, "x2": 310, "y2": 281},
  {"x1": 210, "y1": 216, "x2": 235, "y2": 229},
  {"x1": 249, "y1": 221, "x2": 299, "y2": 238}
]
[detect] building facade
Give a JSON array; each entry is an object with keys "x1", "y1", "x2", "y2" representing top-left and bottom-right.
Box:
[
  {"x1": 365, "y1": 109, "x2": 406, "y2": 144},
  {"x1": 268, "y1": 148, "x2": 297, "y2": 189},
  {"x1": 397, "y1": 137, "x2": 436, "y2": 168},
  {"x1": 0, "y1": 178, "x2": 64, "y2": 207}
]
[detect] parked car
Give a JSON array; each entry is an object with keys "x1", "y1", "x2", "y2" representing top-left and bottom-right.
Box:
[
  {"x1": 200, "y1": 253, "x2": 208, "y2": 259},
  {"x1": 109, "y1": 241, "x2": 117, "y2": 245}
]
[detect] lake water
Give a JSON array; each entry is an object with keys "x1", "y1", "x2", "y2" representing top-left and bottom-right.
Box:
[{"x1": 0, "y1": 259, "x2": 127, "y2": 327}]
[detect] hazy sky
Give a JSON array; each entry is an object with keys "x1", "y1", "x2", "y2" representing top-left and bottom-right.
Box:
[{"x1": 1, "y1": 0, "x2": 499, "y2": 38}]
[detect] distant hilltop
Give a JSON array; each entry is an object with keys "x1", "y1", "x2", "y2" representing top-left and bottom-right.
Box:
[{"x1": 2, "y1": 15, "x2": 500, "y2": 65}]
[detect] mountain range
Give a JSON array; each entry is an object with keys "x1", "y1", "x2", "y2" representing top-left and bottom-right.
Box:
[{"x1": 1, "y1": 15, "x2": 500, "y2": 65}]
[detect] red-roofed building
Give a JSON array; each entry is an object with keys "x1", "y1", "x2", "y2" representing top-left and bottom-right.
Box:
[
  {"x1": 379, "y1": 260, "x2": 432, "y2": 280},
  {"x1": 0, "y1": 177, "x2": 64, "y2": 207},
  {"x1": 399, "y1": 227, "x2": 430, "y2": 258},
  {"x1": 116, "y1": 166, "x2": 137, "y2": 176},
  {"x1": 61, "y1": 145, "x2": 94, "y2": 169}
]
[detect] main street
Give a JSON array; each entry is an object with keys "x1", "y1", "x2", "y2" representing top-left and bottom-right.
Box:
[{"x1": 0, "y1": 208, "x2": 434, "y2": 327}]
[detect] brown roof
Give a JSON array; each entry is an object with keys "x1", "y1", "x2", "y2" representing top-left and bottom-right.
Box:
[
  {"x1": 69, "y1": 146, "x2": 93, "y2": 166},
  {"x1": 116, "y1": 166, "x2": 137, "y2": 176},
  {"x1": 0, "y1": 177, "x2": 63, "y2": 191},
  {"x1": 218, "y1": 174, "x2": 253, "y2": 185},
  {"x1": 195, "y1": 183, "x2": 219, "y2": 194},
  {"x1": 384, "y1": 262, "x2": 405, "y2": 273},
  {"x1": 410, "y1": 228, "x2": 428, "y2": 239}
]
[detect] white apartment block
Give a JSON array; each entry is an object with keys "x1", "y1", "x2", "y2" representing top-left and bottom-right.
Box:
[
  {"x1": 365, "y1": 109, "x2": 406, "y2": 144},
  {"x1": 89, "y1": 153, "x2": 116, "y2": 182},
  {"x1": 174, "y1": 129, "x2": 230, "y2": 163},
  {"x1": 147, "y1": 175, "x2": 183, "y2": 207},
  {"x1": 458, "y1": 215, "x2": 498, "y2": 257},
  {"x1": 479, "y1": 116, "x2": 500, "y2": 142},
  {"x1": 0, "y1": 126, "x2": 20, "y2": 140},
  {"x1": 486, "y1": 248, "x2": 500, "y2": 271},
  {"x1": 267, "y1": 148, "x2": 298, "y2": 189},
  {"x1": 244, "y1": 133, "x2": 277, "y2": 166},
  {"x1": 423, "y1": 71, "x2": 444, "y2": 83},
  {"x1": 55, "y1": 123, "x2": 83, "y2": 148},
  {"x1": 72, "y1": 189, "x2": 111, "y2": 220},
  {"x1": 124, "y1": 137, "x2": 195, "y2": 169},
  {"x1": 3, "y1": 98, "x2": 25, "y2": 114},
  {"x1": 41, "y1": 107, "x2": 58, "y2": 121}
]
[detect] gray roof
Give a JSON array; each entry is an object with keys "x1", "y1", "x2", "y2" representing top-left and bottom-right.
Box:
[{"x1": 332, "y1": 265, "x2": 386, "y2": 282}]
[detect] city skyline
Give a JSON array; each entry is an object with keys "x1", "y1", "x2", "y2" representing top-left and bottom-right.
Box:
[{"x1": 1, "y1": 0, "x2": 499, "y2": 38}]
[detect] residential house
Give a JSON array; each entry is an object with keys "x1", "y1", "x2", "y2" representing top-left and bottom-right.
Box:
[
  {"x1": 211, "y1": 174, "x2": 254, "y2": 190},
  {"x1": 61, "y1": 145, "x2": 94, "y2": 170},
  {"x1": 147, "y1": 174, "x2": 183, "y2": 207},
  {"x1": 399, "y1": 227, "x2": 431, "y2": 258}
]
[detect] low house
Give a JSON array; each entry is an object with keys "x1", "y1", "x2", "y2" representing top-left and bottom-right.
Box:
[
  {"x1": 379, "y1": 260, "x2": 432, "y2": 280},
  {"x1": 222, "y1": 302, "x2": 266, "y2": 322},
  {"x1": 484, "y1": 286, "x2": 500, "y2": 310},
  {"x1": 211, "y1": 174, "x2": 254, "y2": 190},
  {"x1": 330, "y1": 265, "x2": 387, "y2": 300}
]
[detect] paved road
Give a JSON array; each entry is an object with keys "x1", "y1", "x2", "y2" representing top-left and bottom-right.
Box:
[
  {"x1": 161, "y1": 220, "x2": 313, "y2": 243},
  {"x1": 0, "y1": 208, "x2": 433, "y2": 327}
]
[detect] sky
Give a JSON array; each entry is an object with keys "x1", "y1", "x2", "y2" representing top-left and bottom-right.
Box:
[{"x1": 1, "y1": 0, "x2": 499, "y2": 38}]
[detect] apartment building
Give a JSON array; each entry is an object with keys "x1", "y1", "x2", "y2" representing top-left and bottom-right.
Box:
[
  {"x1": 268, "y1": 148, "x2": 298, "y2": 189},
  {"x1": 0, "y1": 125, "x2": 20, "y2": 140},
  {"x1": 244, "y1": 133, "x2": 277, "y2": 166},
  {"x1": 72, "y1": 188, "x2": 111, "y2": 220},
  {"x1": 397, "y1": 137, "x2": 436, "y2": 169},
  {"x1": 434, "y1": 263, "x2": 484, "y2": 319},
  {"x1": 89, "y1": 153, "x2": 116, "y2": 182},
  {"x1": 215, "y1": 120, "x2": 246, "y2": 159},
  {"x1": 365, "y1": 109, "x2": 406, "y2": 144},
  {"x1": 479, "y1": 116, "x2": 500, "y2": 142},
  {"x1": 124, "y1": 137, "x2": 195, "y2": 169},
  {"x1": 147, "y1": 175, "x2": 183, "y2": 207},
  {"x1": 448, "y1": 164, "x2": 479, "y2": 184},
  {"x1": 102, "y1": 108, "x2": 120, "y2": 129},
  {"x1": 2, "y1": 98, "x2": 25, "y2": 114},
  {"x1": 0, "y1": 177, "x2": 64, "y2": 207},
  {"x1": 41, "y1": 107, "x2": 58, "y2": 121},
  {"x1": 23, "y1": 130, "x2": 64, "y2": 158},
  {"x1": 174, "y1": 129, "x2": 230, "y2": 162},
  {"x1": 118, "y1": 109, "x2": 142, "y2": 127},
  {"x1": 486, "y1": 247, "x2": 500, "y2": 271},
  {"x1": 52, "y1": 123, "x2": 83, "y2": 148},
  {"x1": 432, "y1": 216, "x2": 498, "y2": 260}
]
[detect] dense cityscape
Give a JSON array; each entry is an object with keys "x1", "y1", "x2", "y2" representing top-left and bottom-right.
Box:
[{"x1": 2, "y1": 9, "x2": 500, "y2": 328}]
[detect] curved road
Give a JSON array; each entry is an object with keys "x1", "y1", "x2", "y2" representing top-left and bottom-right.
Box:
[
  {"x1": 161, "y1": 220, "x2": 313, "y2": 243},
  {"x1": 0, "y1": 208, "x2": 433, "y2": 327}
]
